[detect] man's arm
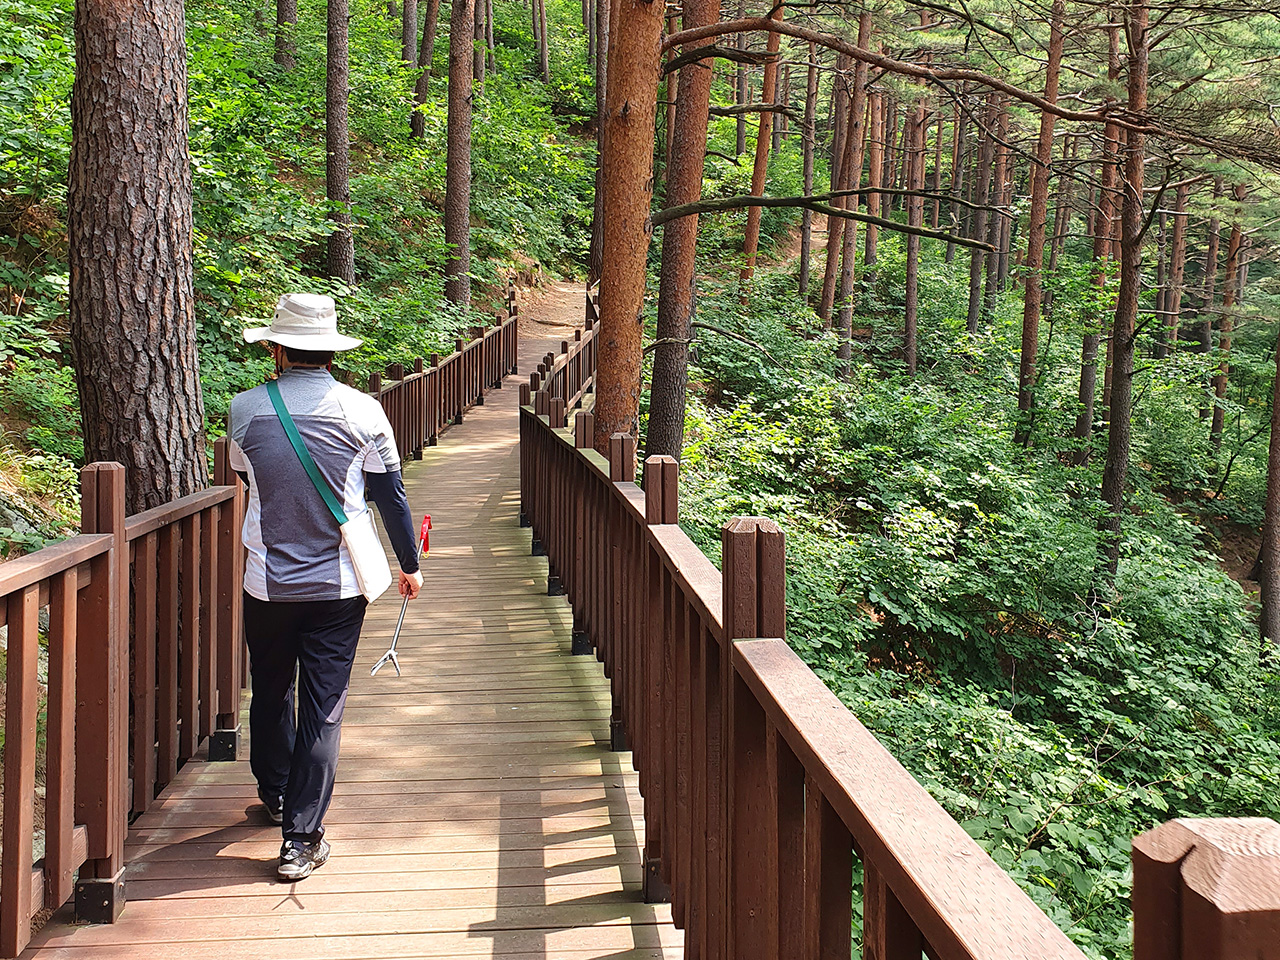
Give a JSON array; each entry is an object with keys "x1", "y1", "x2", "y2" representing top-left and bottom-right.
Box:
[{"x1": 365, "y1": 470, "x2": 420, "y2": 575}]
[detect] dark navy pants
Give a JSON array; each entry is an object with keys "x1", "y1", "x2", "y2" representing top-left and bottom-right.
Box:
[{"x1": 244, "y1": 593, "x2": 367, "y2": 843}]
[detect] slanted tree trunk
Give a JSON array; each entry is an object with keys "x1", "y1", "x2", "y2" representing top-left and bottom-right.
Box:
[
  {"x1": 904, "y1": 102, "x2": 926, "y2": 376},
  {"x1": 798, "y1": 42, "x2": 818, "y2": 297},
  {"x1": 1013, "y1": 0, "x2": 1064, "y2": 446},
  {"x1": 327, "y1": 0, "x2": 355, "y2": 283},
  {"x1": 588, "y1": 0, "x2": 610, "y2": 284},
  {"x1": 646, "y1": 0, "x2": 717, "y2": 461},
  {"x1": 1259, "y1": 348, "x2": 1280, "y2": 647},
  {"x1": 817, "y1": 53, "x2": 851, "y2": 319},
  {"x1": 410, "y1": 0, "x2": 442, "y2": 139},
  {"x1": 444, "y1": 0, "x2": 474, "y2": 304},
  {"x1": 275, "y1": 0, "x2": 297, "y2": 69},
  {"x1": 594, "y1": 0, "x2": 664, "y2": 451},
  {"x1": 964, "y1": 92, "x2": 997, "y2": 333},
  {"x1": 738, "y1": 6, "x2": 784, "y2": 292},
  {"x1": 1098, "y1": 0, "x2": 1148, "y2": 580},
  {"x1": 863, "y1": 87, "x2": 882, "y2": 282},
  {"x1": 402, "y1": 0, "x2": 418, "y2": 65},
  {"x1": 833, "y1": 14, "x2": 872, "y2": 360},
  {"x1": 538, "y1": 0, "x2": 550, "y2": 81},
  {"x1": 70, "y1": 0, "x2": 208, "y2": 513},
  {"x1": 1210, "y1": 186, "x2": 1247, "y2": 452}
]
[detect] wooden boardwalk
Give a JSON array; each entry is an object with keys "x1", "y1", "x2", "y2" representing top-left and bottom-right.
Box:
[{"x1": 22, "y1": 297, "x2": 681, "y2": 960}]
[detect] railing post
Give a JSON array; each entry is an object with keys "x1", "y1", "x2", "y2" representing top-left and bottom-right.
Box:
[
  {"x1": 570, "y1": 412, "x2": 595, "y2": 655},
  {"x1": 75, "y1": 462, "x2": 128, "y2": 923},
  {"x1": 211, "y1": 438, "x2": 243, "y2": 762},
  {"x1": 722, "y1": 517, "x2": 785, "y2": 957},
  {"x1": 607, "y1": 433, "x2": 635, "y2": 752},
  {"x1": 641, "y1": 455, "x2": 679, "y2": 906},
  {"x1": 1133, "y1": 818, "x2": 1280, "y2": 960}
]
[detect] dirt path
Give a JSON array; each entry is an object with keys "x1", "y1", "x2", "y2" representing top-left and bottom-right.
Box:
[{"x1": 514, "y1": 279, "x2": 585, "y2": 346}]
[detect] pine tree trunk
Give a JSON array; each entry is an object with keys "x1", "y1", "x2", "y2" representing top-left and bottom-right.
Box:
[
  {"x1": 646, "y1": 0, "x2": 717, "y2": 461},
  {"x1": 817, "y1": 54, "x2": 851, "y2": 318},
  {"x1": 410, "y1": 0, "x2": 442, "y2": 138},
  {"x1": 660, "y1": 14, "x2": 677, "y2": 186},
  {"x1": 327, "y1": 0, "x2": 355, "y2": 283},
  {"x1": 1197, "y1": 177, "x2": 1223, "y2": 364},
  {"x1": 275, "y1": 0, "x2": 297, "y2": 69},
  {"x1": 1099, "y1": 0, "x2": 1148, "y2": 579},
  {"x1": 833, "y1": 14, "x2": 872, "y2": 358},
  {"x1": 1163, "y1": 181, "x2": 1190, "y2": 348},
  {"x1": 474, "y1": 0, "x2": 486, "y2": 87},
  {"x1": 444, "y1": 0, "x2": 474, "y2": 304},
  {"x1": 798, "y1": 42, "x2": 818, "y2": 297},
  {"x1": 538, "y1": 0, "x2": 550, "y2": 81},
  {"x1": 964, "y1": 93, "x2": 997, "y2": 333},
  {"x1": 735, "y1": 0, "x2": 747, "y2": 156},
  {"x1": 587, "y1": 0, "x2": 596, "y2": 64},
  {"x1": 738, "y1": 5, "x2": 784, "y2": 292},
  {"x1": 863, "y1": 87, "x2": 882, "y2": 283},
  {"x1": 944, "y1": 90, "x2": 967, "y2": 264},
  {"x1": 772, "y1": 65, "x2": 789, "y2": 152},
  {"x1": 588, "y1": 0, "x2": 610, "y2": 285},
  {"x1": 486, "y1": 0, "x2": 496, "y2": 72},
  {"x1": 1013, "y1": 0, "x2": 1064, "y2": 446},
  {"x1": 403, "y1": 0, "x2": 419, "y2": 65},
  {"x1": 1153, "y1": 212, "x2": 1168, "y2": 358},
  {"x1": 930, "y1": 112, "x2": 942, "y2": 229},
  {"x1": 593, "y1": 0, "x2": 664, "y2": 451},
  {"x1": 1210, "y1": 187, "x2": 1247, "y2": 452},
  {"x1": 70, "y1": 0, "x2": 208, "y2": 514},
  {"x1": 981, "y1": 98, "x2": 1008, "y2": 321},
  {"x1": 880, "y1": 96, "x2": 895, "y2": 219},
  {"x1": 904, "y1": 102, "x2": 925, "y2": 376},
  {"x1": 1260, "y1": 348, "x2": 1280, "y2": 647}
]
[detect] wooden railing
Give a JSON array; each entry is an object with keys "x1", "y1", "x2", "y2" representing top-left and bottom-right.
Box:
[
  {"x1": 366, "y1": 287, "x2": 519, "y2": 462},
  {"x1": 518, "y1": 308, "x2": 1280, "y2": 959},
  {"x1": 0, "y1": 441, "x2": 245, "y2": 957}
]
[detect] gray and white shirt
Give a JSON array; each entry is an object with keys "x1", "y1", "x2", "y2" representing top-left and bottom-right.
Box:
[{"x1": 229, "y1": 368, "x2": 412, "y2": 602}]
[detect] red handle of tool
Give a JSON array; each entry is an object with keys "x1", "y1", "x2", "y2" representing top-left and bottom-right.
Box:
[{"x1": 420, "y1": 514, "x2": 432, "y2": 557}]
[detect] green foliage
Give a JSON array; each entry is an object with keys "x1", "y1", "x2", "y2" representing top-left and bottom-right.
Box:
[{"x1": 675, "y1": 271, "x2": 1280, "y2": 959}]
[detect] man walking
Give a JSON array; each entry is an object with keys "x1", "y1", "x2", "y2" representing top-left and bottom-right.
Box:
[{"x1": 228, "y1": 293, "x2": 423, "y2": 881}]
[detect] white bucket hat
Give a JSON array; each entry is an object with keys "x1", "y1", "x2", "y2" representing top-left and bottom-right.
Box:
[{"x1": 243, "y1": 293, "x2": 363, "y2": 351}]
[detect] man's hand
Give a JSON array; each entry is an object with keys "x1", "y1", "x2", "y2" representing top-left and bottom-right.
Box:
[{"x1": 399, "y1": 569, "x2": 423, "y2": 599}]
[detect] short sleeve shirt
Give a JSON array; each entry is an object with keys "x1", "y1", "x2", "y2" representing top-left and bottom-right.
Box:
[{"x1": 228, "y1": 368, "x2": 401, "y2": 601}]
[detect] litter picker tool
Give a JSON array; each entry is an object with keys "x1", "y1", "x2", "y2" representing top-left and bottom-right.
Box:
[{"x1": 371, "y1": 514, "x2": 430, "y2": 678}]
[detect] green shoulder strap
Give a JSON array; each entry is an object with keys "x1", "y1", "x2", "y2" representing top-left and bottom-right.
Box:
[{"x1": 266, "y1": 379, "x2": 349, "y2": 526}]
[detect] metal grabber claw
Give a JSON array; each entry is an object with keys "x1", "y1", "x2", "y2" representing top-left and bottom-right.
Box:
[{"x1": 371, "y1": 514, "x2": 430, "y2": 678}]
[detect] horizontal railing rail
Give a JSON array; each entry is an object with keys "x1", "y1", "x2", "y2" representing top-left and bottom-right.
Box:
[
  {"x1": 0, "y1": 441, "x2": 247, "y2": 957},
  {"x1": 518, "y1": 303, "x2": 1280, "y2": 960},
  {"x1": 367, "y1": 285, "x2": 519, "y2": 463}
]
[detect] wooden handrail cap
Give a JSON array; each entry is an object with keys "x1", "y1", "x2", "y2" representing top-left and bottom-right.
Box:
[
  {"x1": 723, "y1": 516, "x2": 781, "y2": 535},
  {"x1": 1135, "y1": 817, "x2": 1280, "y2": 911}
]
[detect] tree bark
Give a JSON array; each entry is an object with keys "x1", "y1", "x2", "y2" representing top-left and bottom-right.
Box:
[
  {"x1": 817, "y1": 53, "x2": 851, "y2": 318},
  {"x1": 474, "y1": 0, "x2": 486, "y2": 87},
  {"x1": 1197, "y1": 176, "x2": 1223, "y2": 362},
  {"x1": 863, "y1": 87, "x2": 882, "y2": 283},
  {"x1": 930, "y1": 111, "x2": 942, "y2": 229},
  {"x1": 964, "y1": 92, "x2": 997, "y2": 333},
  {"x1": 588, "y1": 0, "x2": 610, "y2": 284},
  {"x1": 410, "y1": 0, "x2": 442, "y2": 138},
  {"x1": 444, "y1": 0, "x2": 474, "y2": 305},
  {"x1": 70, "y1": 0, "x2": 208, "y2": 513},
  {"x1": 1210, "y1": 186, "x2": 1247, "y2": 452},
  {"x1": 904, "y1": 102, "x2": 926, "y2": 376},
  {"x1": 945, "y1": 89, "x2": 967, "y2": 263},
  {"x1": 1013, "y1": 0, "x2": 1064, "y2": 446},
  {"x1": 833, "y1": 13, "x2": 872, "y2": 357},
  {"x1": 735, "y1": 0, "x2": 747, "y2": 155},
  {"x1": 593, "y1": 0, "x2": 665, "y2": 451},
  {"x1": 275, "y1": 0, "x2": 297, "y2": 69},
  {"x1": 403, "y1": 0, "x2": 419, "y2": 65},
  {"x1": 646, "y1": 0, "x2": 717, "y2": 461},
  {"x1": 737, "y1": 5, "x2": 784, "y2": 292},
  {"x1": 798, "y1": 42, "x2": 818, "y2": 297},
  {"x1": 538, "y1": 0, "x2": 550, "y2": 81},
  {"x1": 1259, "y1": 348, "x2": 1280, "y2": 647},
  {"x1": 327, "y1": 0, "x2": 355, "y2": 284},
  {"x1": 981, "y1": 97, "x2": 1008, "y2": 322},
  {"x1": 1098, "y1": 0, "x2": 1148, "y2": 580},
  {"x1": 1163, "y1": 181, "x2": 1190, "y2": 348}
]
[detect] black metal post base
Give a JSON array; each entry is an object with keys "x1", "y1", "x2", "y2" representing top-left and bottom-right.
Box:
[
  {"x1": 75, "y1": 869, "x2": 126, "y2": 924},
  {"x1": 531, "y1": 539, "x2": 546, "y2": 556},
  {"x1": 453, "y1": 414, "x2": 464, "y2": 425},
  {"x1": 609, "y1": 717, "x2": 628, "y2": 753},
  {"x1": 518, "y1": 511, "x2": 531, "y2": 528},
  {"x1": 642, "y1": 858, "x2": 671, "y2": 904},
  {"x1": 571, "y1": 630, "x2": 592, "y2": 656},
  {"x1": 209, "y1": 724, "x2": 241, "y2": 762},
  {"x1": 477, "y1": 395, "x2": 485, "y2": 406},
  {"x1": 547, "y1": 574, "x2": 563, "y2": 596}
]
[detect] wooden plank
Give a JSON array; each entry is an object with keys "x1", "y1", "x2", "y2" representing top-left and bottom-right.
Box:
[
  {"x1": 123, "y1": 487, "x2": 235, "y2": 542},
  {"x1": 179, "y1": 513, "x2": 200, "y2": 760},
  {"x1": 44, "y1": 570, "x2": 79, "y2": 908},
  {"x1": 132, "y1": 532, "x2": 158, "y2": 815},
  {"x1": 2, "y1": 584, "x2": 40, "y2": 957},
  {"x1": 156, "y1": 525, "x2": 180, "y2": 786},
  {"x1": 0, "y1": 534, "x2": 111, "y2": 598}
]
